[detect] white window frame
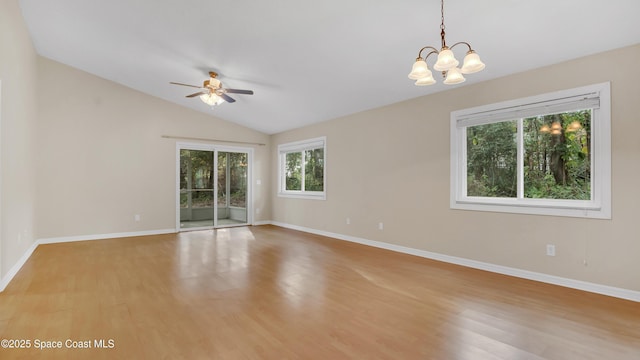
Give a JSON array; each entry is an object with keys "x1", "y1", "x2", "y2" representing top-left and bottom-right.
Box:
[
  {"x1": 175, "y1": 142, "x2": 254, "y2": 231},
  {"x1": 278, "y1": 136, "x2": 326, "y2": 200},
  {"x1": 450, "y1": 82, "x2": 611, "y2": 219}
]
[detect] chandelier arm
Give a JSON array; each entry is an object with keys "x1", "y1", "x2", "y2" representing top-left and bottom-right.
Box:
[
  {"x1": 449, "y1": 42, "x2": 474, "y2": 52},
  {"x1": 417, "y1": 46, "x2": 439, "y2": 59},
  {"x1": 424, "y1": 50, "x2": 439, "y2": 61}
]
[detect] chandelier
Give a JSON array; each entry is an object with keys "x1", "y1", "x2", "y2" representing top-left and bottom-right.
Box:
[{"x1": 408, "y1": 0, "x2": 485, "y2": 86}]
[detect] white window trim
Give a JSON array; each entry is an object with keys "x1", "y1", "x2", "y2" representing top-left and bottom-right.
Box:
[
  {"x1": 278, "y1": 136, "x2": 326, "y2": 200},
  {"x1": 450, "y1": 82, "x2": 611, "y2": 219}
]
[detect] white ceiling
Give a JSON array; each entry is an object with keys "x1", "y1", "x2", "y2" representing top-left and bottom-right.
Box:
[{"x1": 18, "y1": 0, "x2": 640, "y2": 134}]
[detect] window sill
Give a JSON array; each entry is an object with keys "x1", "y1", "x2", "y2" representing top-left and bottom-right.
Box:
[
  {"x1": 451, "y1": 198, "x2": 610, "y2": 219},
  {"x1": 278, "y1": 192, "x2": 326, "y2": 200}
]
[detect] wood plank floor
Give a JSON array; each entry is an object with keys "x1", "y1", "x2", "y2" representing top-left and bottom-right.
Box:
[{"x1": 0, "y1": 225, "x2": 638, "y2": 359}]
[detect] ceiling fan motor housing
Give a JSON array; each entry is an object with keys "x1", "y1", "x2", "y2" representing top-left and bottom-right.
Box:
[{"x1": 204, "y1": 77, "x2": 222, "y2": 89}]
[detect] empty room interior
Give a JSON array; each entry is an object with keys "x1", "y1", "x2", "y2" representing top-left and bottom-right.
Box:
[{"x1": 1, "y1": 0, "x2": 640, "y2": 359}]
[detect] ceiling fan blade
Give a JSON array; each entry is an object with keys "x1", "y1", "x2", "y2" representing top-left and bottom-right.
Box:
[
  {"x1": 186, "y1": 91, "x2": 208, "y2": 98},
  {"x1": 224, "y1": 89, "x2": 254, "y2": 95},
  {"x1": 220, "y1": 93, "x2": 236, "y2": 103},
  {"x1": 170, "y1": 82, "x2": 203, "y2": 89}
]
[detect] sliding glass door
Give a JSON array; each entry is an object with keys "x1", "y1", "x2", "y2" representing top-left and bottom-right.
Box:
[
  {"x1": 178, "y1": 144, "x2": 251, "y2": 230},
  {"x1": 179, "y1": 149, "x2": 215, "y2": 229},
  {"x1": 216, "y1": 151, "x2": 248, "y2": 226}
]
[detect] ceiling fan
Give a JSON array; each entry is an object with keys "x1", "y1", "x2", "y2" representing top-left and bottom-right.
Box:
[{"x1": 170, "y1": 71, "x2": 254, "y2": 106}]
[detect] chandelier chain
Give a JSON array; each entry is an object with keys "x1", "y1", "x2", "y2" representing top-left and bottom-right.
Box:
[
  {"x1": 440, "y1": 0, "x2": 445, "y2": 31},
  {"x1": 440, "y1": 0, "x2": 446, "y2": 48}
]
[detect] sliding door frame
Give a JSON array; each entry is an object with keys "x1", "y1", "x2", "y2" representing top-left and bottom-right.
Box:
[{"x1": 175, "y1": 142, "x2": 254, "y2": 232}]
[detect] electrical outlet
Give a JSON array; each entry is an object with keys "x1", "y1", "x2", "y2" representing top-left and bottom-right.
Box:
[
  {"x1": 378, "y1": 222, "x2": 384, "y2": 230},
  {"x1": 134, "y1": 214, "x2": 141, "y2": 222},
  {"x1": 546, "y1": 244, "x2": 556, "y2": 256},
  {"x1": 346, "y1": 217, "x2": 351, "y2": 225}
]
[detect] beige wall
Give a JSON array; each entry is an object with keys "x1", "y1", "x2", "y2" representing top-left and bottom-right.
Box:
[
  {"x1": 271, "y1": 44, "x2": 640, "y2": 292},
  {"x1": 0, "y1": 0, "x2": 39, "y2": 281},
  {"x1": 36, "y1": 58, "x2": 271, "y2": 239}
]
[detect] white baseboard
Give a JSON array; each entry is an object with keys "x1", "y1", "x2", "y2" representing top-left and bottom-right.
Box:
[
  {"x1": 38, "y1": 228, "x2": 176, "y2": 245},
  {"x1": 0, "y1": 241, "x2": 39, "y2": 292},
  {"x1": 252, "y1": 220, "x2": 272, "y2": 226},
  {"x1": 270, "y1": 221, "x2": 640, "y2": 302},
  {"x1": 0, "y1": 228, "x2": 176, "y2": 292}
]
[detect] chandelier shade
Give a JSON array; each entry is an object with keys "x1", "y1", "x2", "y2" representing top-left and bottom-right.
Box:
[
  {"x1": 433, "y1": 48, "x2": 459, "y2": 71},
  {"x1": 443, "y1": 67, "x2": 465, "y2": 85},
  {"x1": 408, "y1": 59, "x2": 430, "y2": 80},
  {"x1": 415, "y1": 73, "x2": 436, "y2": 86},
  {"x1": 460, "y1": 51, "x2": 485, "y2": 74}
]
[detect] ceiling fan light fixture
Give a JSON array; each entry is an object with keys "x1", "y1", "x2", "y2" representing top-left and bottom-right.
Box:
[
  {"x1": 408, "y1": 0, "x2": 485, "y2": 86},
  {"x1": 200, "y1": 93, "x2": 224, "y2": 106}
]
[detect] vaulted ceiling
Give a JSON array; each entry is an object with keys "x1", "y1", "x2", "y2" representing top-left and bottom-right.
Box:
[{"x1": 19, "y1": 0, "x2": 640, "y2": 134}]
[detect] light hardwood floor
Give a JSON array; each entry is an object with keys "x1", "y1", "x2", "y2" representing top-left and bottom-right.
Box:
[{"x1": 0, "y1": 225, "x2": 638, "y2": 359}]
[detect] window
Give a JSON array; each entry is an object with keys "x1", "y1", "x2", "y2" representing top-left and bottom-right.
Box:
[
  {"x1": 450, "y1": 82, "x2": 611, "y2": 218},
  {"x1": 278, "y1": 137, "x2": 326, "y2": 199}
]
